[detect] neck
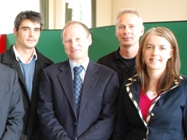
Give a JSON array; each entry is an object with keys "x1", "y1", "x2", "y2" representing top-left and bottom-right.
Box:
[
  {"x1": 147, "y1": 70, "x2": 163, "y2": 91},
  {"x1": 71, "y1": 56, "x2": 89, "y2": 64},
  {"x1": 15, "y1": 45, "x2": 35, "y2": 63},
  {"x1": 119, "y1": 44, "x2": 139, "y2": 59}
]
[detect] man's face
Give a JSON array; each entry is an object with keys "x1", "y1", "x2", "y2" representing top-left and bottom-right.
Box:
[
  {"x1": 115, "y1": 13, "x2": 144, "y2": 48},
  {"x1": 14, "y1": 19, "x2": 41, "y2": 49},
  {"x1": 62, "y1": 24, "x2": 92, "y2": 63}
]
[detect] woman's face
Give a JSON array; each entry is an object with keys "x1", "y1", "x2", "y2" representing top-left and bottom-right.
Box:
[{"x1": 143, "y1": 34, "x2": 173, "y2": 73}]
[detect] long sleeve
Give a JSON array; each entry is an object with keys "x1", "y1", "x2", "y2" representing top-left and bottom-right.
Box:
[
  {"x1": 37, "y1": 70, "x2": 72, "y2": 140},
  {"x1": 1, "y1": 70, "x2": 24, "y2": 140}
]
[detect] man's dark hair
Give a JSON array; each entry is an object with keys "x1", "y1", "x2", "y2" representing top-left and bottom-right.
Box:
[{"x1": 14, "y1": 10, "x2": 44, "y2": 31}]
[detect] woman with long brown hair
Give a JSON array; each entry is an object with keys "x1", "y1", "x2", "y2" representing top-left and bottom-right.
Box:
[{"x1": 113, "y1": 27, "x2": 187, "y2": 140}]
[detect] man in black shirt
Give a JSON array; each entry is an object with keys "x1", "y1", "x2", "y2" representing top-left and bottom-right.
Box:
[{"x1": 97, "y1": 8, "x2": 144, "y2": 85}]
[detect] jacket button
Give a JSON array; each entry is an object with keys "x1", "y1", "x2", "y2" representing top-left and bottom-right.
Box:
[
  {"x1": 25, "y1": 105, "x2": 29, "y2": 109},
  {"x1": 74, "y1": 122, "x2": 77, "y2": 126}
]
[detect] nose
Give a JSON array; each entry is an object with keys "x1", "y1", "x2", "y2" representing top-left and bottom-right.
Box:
[
  {"x1": 152, "y1": 47, "x2": 159, "y2": 56},
  {"x1": 29, "y1": 29, "x2": 35, "y2": 37},
  {"x1": 123, "y1": 26, "x2": 130, "y2": 34},
  {"x1": 71, "y1": 39, "x2": 78, "y2": 48}
]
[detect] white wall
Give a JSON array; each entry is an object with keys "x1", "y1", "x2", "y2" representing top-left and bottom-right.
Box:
[
  {"x1": 113, "y1": 0, "x2": 187, "y2": 23},
  {"x1": 0, "y1": 0, "x2": 40, "y2": 34},
  {"x1": 48, "y1": 0, "x2": 66, "y2": 29},
  {"x1": 96, "y1": 0, "x2": 187, "y2": 26},
  {"x1": 1, "y1": 0, "x2": 187, "y2": 33},
  {"x1": 96, "y1": 0, "x2": 112, "y2": 27}
]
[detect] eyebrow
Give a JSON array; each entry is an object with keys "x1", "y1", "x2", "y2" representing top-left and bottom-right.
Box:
[{"x1": 21, "y1": 26, "x2": 41, "y2": 30}]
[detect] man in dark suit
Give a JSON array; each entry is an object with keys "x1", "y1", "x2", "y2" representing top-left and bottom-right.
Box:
[
  {"x1": 0, "y1": 10, "x2": 53, "y2": 140},
  {"x1": 0, "y1": 63, "x2": 24, "y2": 140},
  {"x1": 37, "y1": 21, "x2": 119, "y2": 140}
]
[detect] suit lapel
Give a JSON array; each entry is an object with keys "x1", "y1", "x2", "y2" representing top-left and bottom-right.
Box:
[
  {"x1": 11, "y1": 62, "x2": 26, "y2": 85},
  {"x1": 127, "y1": 75, "x2": 141, "y2": 103},
  {"x1": 57, "y1": 61, "x2": 77, "y2": 116},
  {"x1": 79, "y1": 61, "x2": 99, "y2": 116}
]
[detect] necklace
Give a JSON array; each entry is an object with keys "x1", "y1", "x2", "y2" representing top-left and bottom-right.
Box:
[{"x1": 146, "y1": 91, "x2": 157, "y2": 100}]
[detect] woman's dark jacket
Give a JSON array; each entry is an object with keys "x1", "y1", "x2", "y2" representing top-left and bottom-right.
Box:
[{"x1": 112, "y1": 74, "x2": 187, "y2": 140}]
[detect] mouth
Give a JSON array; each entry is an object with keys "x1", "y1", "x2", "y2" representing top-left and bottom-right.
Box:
[
  {"x1": 71, "y1": 49, "x2": 80, "y2": 53},
  {"x1": 122, "y1": 37, "x2": 132, "y2": 40},
  {"x1": 150, "y1": 58, "x2": 160, "y2": 62},
  {"x1": 27, "y1": 39, "x2": 36, "y2": 42}
]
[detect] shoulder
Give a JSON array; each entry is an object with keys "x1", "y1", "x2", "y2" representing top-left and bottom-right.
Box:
[
  {"x1": 36, "y1": 48, "x2": 54, "y2": 64},
  {"x1": 0, "y1": 63, "x2": 15, "y2": 73},
  {"x1": 181, "y1": 75, "x2": 187, "y2": 79},
  {"x1": 97, "y1": 49, "x2": 118, "y2": 63},
  {"x1": 180, "y1": 75, "x2": 187, "y2": 84},
  {"x1": 95, "y1": 62, "x2": 116, "y2": 73},
  {"x1": 0, "y1": 63, "x2": 17, "y2": 80},
  {"x1": 90, "y1": 61, "x2": 118, "y2": 79},
  {"x1": 42, "y1": 60, "x2": 68, "y2": 72},
  {"x1": 0, "y1": 46, "x2": 14, "y2": 61},
  {"x1": 90, "y1": 61, "x2": 119, "y2": 85}
]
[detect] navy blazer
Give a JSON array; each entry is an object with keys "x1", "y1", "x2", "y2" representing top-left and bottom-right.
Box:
[
  {"x1": 0, "y1": 63, "x2": 24, "y2": 140},
  {"x1": 113, "y1": 74, "x2": 187, "y2": 140},
  {"x1": 0, "y1": 45, "x2": 53, "y2": 140},
  {"x1": 37, "y1": 60, "x2": 119, "y2": 140}
]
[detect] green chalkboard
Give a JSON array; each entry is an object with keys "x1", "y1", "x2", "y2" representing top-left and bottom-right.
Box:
[{"x1": 6, "y1": 21, "x2": 187, "y2": 75}]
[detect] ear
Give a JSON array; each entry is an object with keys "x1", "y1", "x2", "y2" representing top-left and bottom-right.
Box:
[
  {"x1": 140, "y1": 25, "x2": 145, "y2": 36},
  {"x1": 87, "y1": 34, "x2": 92, "y2": 46},
  {"x1": 169, "y1": 49, "x2": 173, "y2": 59},
  {"x1": 115, "y1": 28, "x2": 118, "y2": 38},
  {"x1": 13, "y1": 28, "x2": 18, "y2": 37}
]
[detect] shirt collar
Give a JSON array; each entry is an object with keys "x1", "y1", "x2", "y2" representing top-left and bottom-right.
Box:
[
  {"x1": 13, "y1": 45, "x2": 38, "y2": 63},
  {"x1": 69, "y1": 58, "x2": 89, "y2": 72}
]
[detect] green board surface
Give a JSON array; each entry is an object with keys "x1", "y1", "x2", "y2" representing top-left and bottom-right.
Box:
[{"x1": 6, "y1": 21, "x2": 187, "y2": 75}]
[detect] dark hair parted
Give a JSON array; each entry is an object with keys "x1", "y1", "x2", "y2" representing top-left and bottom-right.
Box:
[
  {"x1": 14, "y1": 10, "x2": 44, "y2": 31},
  {"x1": 136, "y1": 27, "x2": 181, "y2": 93}
]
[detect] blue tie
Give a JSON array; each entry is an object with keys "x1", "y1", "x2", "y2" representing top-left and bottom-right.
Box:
[{"x1": 73, "y1": 65, "x2": 84, "y2": 113}]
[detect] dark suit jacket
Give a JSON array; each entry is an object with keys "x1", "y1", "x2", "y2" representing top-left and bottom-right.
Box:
[
  {"x1": 0, "y1": 45, "x2": 53, "y2": 140},
  {"x1": 0, "y1": 63, "x2": 24, "y2": 140},
  {"x1": 113, "y1": 74, "x2": 187, "y2": 140},
  {"x1": 37, "y1": 60, "x2": 119, "y2": 140}
]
